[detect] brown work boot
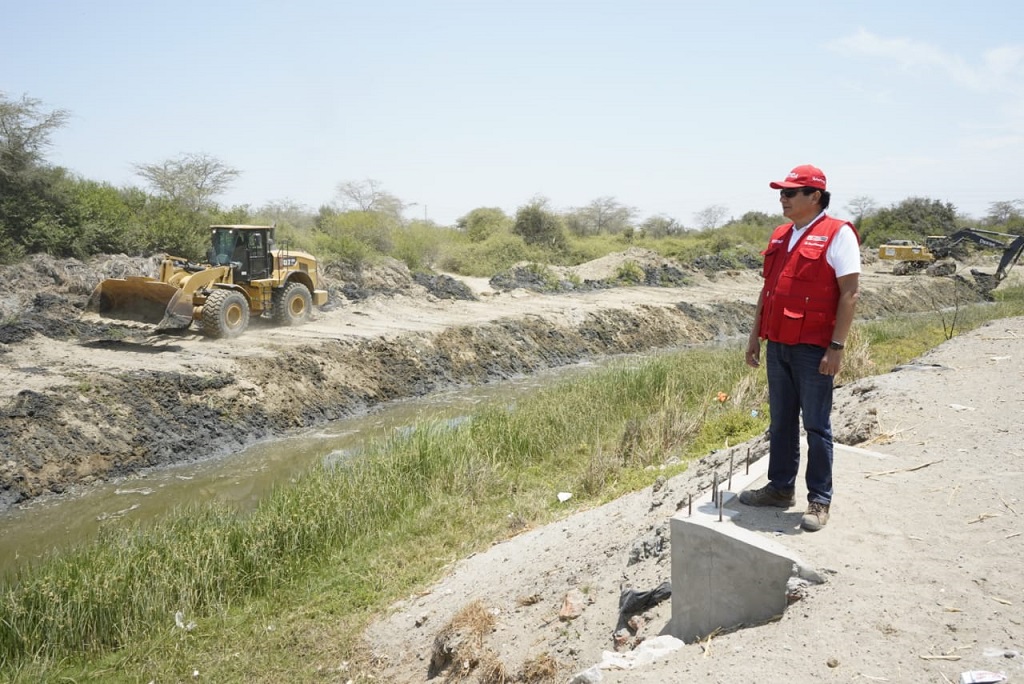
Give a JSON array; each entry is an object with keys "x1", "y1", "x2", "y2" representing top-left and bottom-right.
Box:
[
  {"x1": 801, "y1": 501, "x2": 830, "y2": 531},
  {"x1": 738, "y1": 484, "x2": 795, "y2": 508}
]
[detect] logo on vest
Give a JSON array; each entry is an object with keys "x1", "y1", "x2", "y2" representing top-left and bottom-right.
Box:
[{"x1": 806, "y1": 235, "x2": 828, "y2": 243}]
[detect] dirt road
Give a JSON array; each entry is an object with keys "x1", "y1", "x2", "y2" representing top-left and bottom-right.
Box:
[{"x1": 0, "y1": 250, "x2": 975, "y2": 514}]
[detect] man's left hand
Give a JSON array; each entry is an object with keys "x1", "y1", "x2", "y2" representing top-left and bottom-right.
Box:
[{"x1": 819, "y1": 348, "x2": 844, "y2": 376}]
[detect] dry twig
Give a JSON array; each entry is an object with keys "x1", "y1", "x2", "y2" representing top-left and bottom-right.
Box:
[
  {"x1": 947, "y1": 483, "x2": 961, "y2": 505},
  {"x1": 967, "y1": 513, "x2": 1001, "y2": 524},
  {"x1": 862, "y1": 422, "x2": 922, "y2": 446},
  {"x1": 699, "y1": 627, "x2": 722, "y2": 657},
  {"x1": 865, "y1": 460, "x2": 943, "y2": 480}
]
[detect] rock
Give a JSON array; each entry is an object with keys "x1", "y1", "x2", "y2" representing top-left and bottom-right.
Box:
[
  {"x1": 568, "y1": 665, "x2": 604, "y2": 683},
  {"x1": 627, "y1": 525, "x2": 670, "y2": 565},
  {"x1": 559, "y1": 588, "x2": 587, "y2": 621},
  {"x1": 612, "y1": 628, "x2": 634, "y2": 651}
]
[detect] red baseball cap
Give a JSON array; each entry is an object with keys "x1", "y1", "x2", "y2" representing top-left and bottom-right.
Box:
[{"x1": 769, "y1": 164, "x2": 827, "y2": 190}]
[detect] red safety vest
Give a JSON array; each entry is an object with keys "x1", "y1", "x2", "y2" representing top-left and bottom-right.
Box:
[{"x1": 758, "y1": 215, "x2": 858, "y2": 348}]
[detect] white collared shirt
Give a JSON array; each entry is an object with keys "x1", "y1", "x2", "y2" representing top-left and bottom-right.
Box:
[{"x1": 787, "y1": 211, "x2": 861, "y2": 278}]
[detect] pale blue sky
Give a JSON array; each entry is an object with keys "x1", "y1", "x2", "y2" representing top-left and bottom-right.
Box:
[{"x1": 4, "y1": 1, "x2": 1023, "y2": 226}]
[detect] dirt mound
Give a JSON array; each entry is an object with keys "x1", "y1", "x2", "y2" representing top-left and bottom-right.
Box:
[
  {"x1": 0, "y1": 254, "x2": 148, "y2": 319},
  {"x1": 0, "y1": 254, "x2": 163, "y2": 344},
  {"x1": 320, "y1": 257, "x2": 418, "y2": 302},
  {"x1": 489, "y1": 249, "x2": 693, "y2": 293},
  {"x1": 568, "y1": 247, "x2": 675, "y2": 282},
  {"x1": 411, "y1": 273, "x2": 478, "y2": 301}
]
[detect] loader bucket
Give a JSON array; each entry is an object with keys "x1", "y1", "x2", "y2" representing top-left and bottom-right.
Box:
[{"x1": 87, "y1": 277, "x2": 195, "y2": 330}]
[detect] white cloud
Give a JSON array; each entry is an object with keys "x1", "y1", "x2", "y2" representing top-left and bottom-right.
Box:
[{"x1": 832, "y1": 28, "x2": 1024, "y2": 95}]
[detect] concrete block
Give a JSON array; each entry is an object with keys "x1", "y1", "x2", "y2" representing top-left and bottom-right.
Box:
[{"x1": 669, "y1": 503, "x2": 821, "y2": 642}]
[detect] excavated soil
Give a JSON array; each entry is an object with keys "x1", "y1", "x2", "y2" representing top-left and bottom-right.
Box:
[{"x1": 0, "y1": 249, "x2": 986, "y2": 512}]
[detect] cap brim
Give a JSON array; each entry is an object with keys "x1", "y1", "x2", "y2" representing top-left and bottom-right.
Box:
[{"x1": 769, "y1": 180, "x2": 802, "y2": 189}]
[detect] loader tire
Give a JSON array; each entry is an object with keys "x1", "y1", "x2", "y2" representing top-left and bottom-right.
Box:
[
  {"x1": 272, "y1": 281, "x2": 313, "y2": 326},
  {"x1": 201, "y1": 290, "x2": 250, "y2": 339}
]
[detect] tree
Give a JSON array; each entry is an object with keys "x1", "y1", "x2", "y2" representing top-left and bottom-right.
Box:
[
  {"x1": 845, "y1": 195, "x2": 878, "y2": 225},
  {"x1": 985, "y1": 200, "x2": 1023, "y2": 224},
  {"x1": 639, "y1": 214, "x2": 683, "y2": 238},
  {"x1": 335, "y1": 179, "x2": 405, "y2": 218},
  {"x1": 0, "y1": 92, "x2": 69, "y2": 176},
  {"x1": 133, "y1": 152, "x2": 240, "y2": 213},
  {"x1": 0, "y1": 92, "x2": 72, "y2": 261},
  {"x1": 512, "y1": 197, "x2": 567, "y2": 249},
  {"x1": 567, "y1": 197, "x2": 637, "y2": 236},
  {"x1": 862, "y1": 197, "x2": 959, "y2": 247},
  {"x1": 985, "y1": 200, "x2": 1024, "y2": 234},
  {"x1": 693, "y1": 205, "x2": 728, "y2": 230},
  {"x1": 734, "y1": 211, "x2": 779, "y2": 228},
  {"x1": 456, "y1": 207, "x2": 510, "y2": 242}
]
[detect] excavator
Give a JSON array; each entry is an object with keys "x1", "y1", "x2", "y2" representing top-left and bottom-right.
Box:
[
  {"x1": 87, "y1": 225, "x2": 329, "y2": 338},
  {"x1": 878, "y1": 228, "x2": 1024, "y2": 291}
]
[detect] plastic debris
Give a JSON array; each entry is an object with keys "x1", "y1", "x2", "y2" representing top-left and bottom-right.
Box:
[
  {"x1": 557, "y1": 492, "x2": 573, "y2": 503},
  {"x1": 959, "y1": 672, "x2": 1007, "y2": 684},
  {"x1": 174, "y1": 610, "x2": 196, "y2": 631},
  {"x1": 617, "y1": 581, "x2": 671, "y2": 628}
]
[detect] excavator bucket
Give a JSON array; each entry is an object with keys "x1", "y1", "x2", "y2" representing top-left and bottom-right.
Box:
[
  {"x1": 969, "y1": 269, "x2": 999, "y2": 294},
  {"x1": 87, "y1": 277, "x2": 195, "y2": 331}
]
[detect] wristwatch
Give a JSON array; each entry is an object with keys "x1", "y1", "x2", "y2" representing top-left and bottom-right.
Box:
[{"x1": 828, "y1": 340, "x2": 845, "y2": 350}]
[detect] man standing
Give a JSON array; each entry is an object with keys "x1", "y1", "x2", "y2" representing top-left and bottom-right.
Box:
[{"x1": 739, "y1": 164, "x2": 861, "y2": 532}]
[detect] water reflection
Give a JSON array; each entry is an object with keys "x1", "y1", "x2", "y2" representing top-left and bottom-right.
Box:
[{"x1": 0, "y1": 361, "x2": 598, "y2": 574}]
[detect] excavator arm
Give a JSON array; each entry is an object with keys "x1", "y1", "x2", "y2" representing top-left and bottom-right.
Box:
[
  {"x1": 992, "y1": 235, "x2": 1024, "y2": 281},
  {"x1": 926, "y1": 228, "x2": 1024, "y2": 290}
]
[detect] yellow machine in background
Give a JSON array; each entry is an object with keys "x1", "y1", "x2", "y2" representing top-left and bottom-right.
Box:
[
  {"x1": 878, "y1": 229, "x2": 1024, "y2": 290},
  {"x1": 89, "y1": 225, "x2": 329, "y2": 338},
  {"x1": 877, "y1": 240, "x2": 936, "y2": 265}
]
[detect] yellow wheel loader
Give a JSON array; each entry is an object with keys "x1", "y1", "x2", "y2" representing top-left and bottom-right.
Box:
[{"x1": 88, "y1": 225, "x2": 329, "y2": 338}]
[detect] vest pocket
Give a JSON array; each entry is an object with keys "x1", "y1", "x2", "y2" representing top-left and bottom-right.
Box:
[
  {"x1": 801, "y1": 309, "x2": 832, "y2": 344},
  {"x1": 774, "y1": 307, "x2": 832, "y2": 347},
  {"x1": 775, "y1": 307, "x2": 805, "y2": 345},
  {"x1": 792, "y1": 243, "x2": 827, "y2": 280}
]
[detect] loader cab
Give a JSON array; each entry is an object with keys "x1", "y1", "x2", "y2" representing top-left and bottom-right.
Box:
[{"x1": 208, "y1": 225, "x2": 273, "y2": 282}]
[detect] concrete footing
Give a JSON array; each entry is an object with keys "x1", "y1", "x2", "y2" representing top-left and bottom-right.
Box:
[
  {"x1": 669, "y1": 505, "x2": 822, "y2": 642},
  {"x1": 668, "y1": 449, "x2": 825, "y2": 643}
]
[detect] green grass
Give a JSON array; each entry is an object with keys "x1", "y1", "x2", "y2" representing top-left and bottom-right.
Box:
[
  {"x1": 3, "y1": 287, "x2": 1024, "y2": 682},
  {"x1": 856, "y1": 283, "x2": 1024, "y2": 371}
]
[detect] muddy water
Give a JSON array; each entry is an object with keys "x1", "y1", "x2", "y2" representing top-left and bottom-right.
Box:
[{"x1": 0, "y1": 361, "x2": 608, "y2": 576}]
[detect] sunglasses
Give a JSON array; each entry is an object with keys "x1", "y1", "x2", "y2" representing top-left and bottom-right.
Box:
[{"x1": 779, "y1": 188, "x2": 817, "y2": 198}]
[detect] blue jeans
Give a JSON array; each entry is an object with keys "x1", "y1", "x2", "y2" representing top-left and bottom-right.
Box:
[{"x1": 765, "y1": 341, "x2": 834, "y2": 504}]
